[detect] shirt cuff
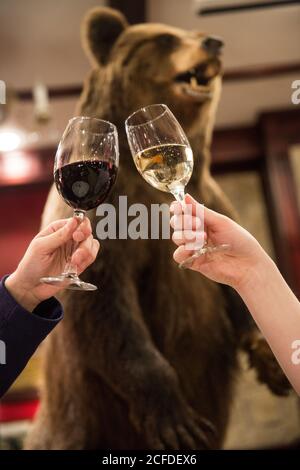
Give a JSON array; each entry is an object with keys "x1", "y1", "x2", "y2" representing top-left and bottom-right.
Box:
[{"x1": 0, "y1": 275, "x2": 63, "y2": 329}]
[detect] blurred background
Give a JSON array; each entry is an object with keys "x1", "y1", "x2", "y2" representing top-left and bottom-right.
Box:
[{"x1": 0, "y1": 0, "x2": 300, "y2": 450}]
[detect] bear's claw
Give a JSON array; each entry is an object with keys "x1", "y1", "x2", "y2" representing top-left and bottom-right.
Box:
[
  {"x1": 130, "y1": 375, "x2": 216, "y2": 450},
  {"x1": 244, "y1": 334, "x2": 291, "y2": 396}
]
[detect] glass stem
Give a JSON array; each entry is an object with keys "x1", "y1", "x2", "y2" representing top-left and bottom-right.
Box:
[
  {"x1": 171, "y1": 186, "x2": 185, "y2": 202},
  {"x1": 63, "y1": 209, "x2": 86, "y2": 277}
]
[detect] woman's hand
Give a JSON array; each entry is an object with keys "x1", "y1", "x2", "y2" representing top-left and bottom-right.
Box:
[
  {"x1": 6, "y1": 217, "x2": 100, "y2": 312},
  {"x1": 170, "y1": 194, "x2": 268, "y2": 290},
  {"x1": 171, "y1": 194, "x2": 300, "y2": 396}
]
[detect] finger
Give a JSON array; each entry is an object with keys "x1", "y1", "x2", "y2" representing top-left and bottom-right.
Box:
[
  {"x1": 170, "y1": 214, "x2": 202, "y2": 231},
  {"x1": 170, "y1": 195, "x2": 203, "y2": 217},
  {"x1": 173, "y1": 230, "x2": 198, "y2": 246},
  {"x1": 92, "y1": 238, "x2": 100, "y2": 258},
  {"x1": 71, "y1": 234, "x2": 94, "y2": 265},
  {"x1": 170, "y1": 201, "x2": 183, "y2": 215},
  {"x1": 72, "y1": 238, "x2": 99, "y2": 272},
  {"x1": 72, "y1": 248, "x2": 93, "y2": 272},
  {"x1": 172, "y1": 230, "x2": 206, "y2": 247},
  {"x1": 173, "y1": 245, "x2": 195, "y2": 264},
  {"x1": 35, "y1": 218, "x2": 78, "y2": 252},
  {"x1": 173, "y1": 245, "x2": 211, "y2": 271},
  {"x1": 36, "y1": 218, "x2": 74, "y2": 238},
  {"x1": 185, "y1": 194, "x2": 226, "y2": 229},
  {"x1": 73, "y1": 217, "x2": 92, "y2": 242},
  {"x1": 170, "y1": 198, "x2": 203, "y2": 218}
]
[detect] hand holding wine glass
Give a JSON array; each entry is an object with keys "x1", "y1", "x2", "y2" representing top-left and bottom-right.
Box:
[
  {"x1": 125, "y1": 104, "x2": 228, "y2": 266},
  {"x1": 6, "y1": 217, "x2": 99, "y2": 311},
  {"x1": 41, "y1": 116, "x2": 119, "y2": 291},
  {"x1": 170, "y1": 194, "x2": 263, "y2": 287}
]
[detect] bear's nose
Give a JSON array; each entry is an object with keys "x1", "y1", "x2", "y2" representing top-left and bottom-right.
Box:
[{"x1": 202, "y1": 36, "x2": 224, "y2": 55}]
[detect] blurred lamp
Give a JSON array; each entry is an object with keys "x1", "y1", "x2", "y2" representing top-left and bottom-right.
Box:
[
  {"x1": 0, "y1": 130, "x2": 25, "y2": 152},
  {"x1": 1, "y1": 151, "x2": 40, "y2": 183}
]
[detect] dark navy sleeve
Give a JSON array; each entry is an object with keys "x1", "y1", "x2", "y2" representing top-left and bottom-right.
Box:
[{"x1": 0, "y1": 275, "x2": 63, "y2": 397}]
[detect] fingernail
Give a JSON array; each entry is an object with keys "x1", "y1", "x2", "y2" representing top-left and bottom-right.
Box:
[
  {"x1": 179, "y1": 258, "x2": 195, "y2": 269},
  {"x1": 170, "y1": 201, "x2": 181, "y2": 213},
  {"x1": 170, "y1": 202, "x2": 176, "y2": 212},
  {"x1": 185, "y1": 193, "x2": 194, "y2": 203}
]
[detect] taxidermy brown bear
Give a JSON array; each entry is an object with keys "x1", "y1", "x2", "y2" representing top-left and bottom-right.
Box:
[{"x1": 26, "y1": 7, "x2": 290, "y2": 450}]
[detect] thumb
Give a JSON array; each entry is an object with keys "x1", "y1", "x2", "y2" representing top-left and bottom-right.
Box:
[
  {"x1": 38, "y1": 218, "x2": 78, "y2": 252},
  {"x1": 184, "y1": 194, "x2": 226, "y2": 230},
  {"x1": 203, "y1": 206, "x2": 226, "y2": 230}
]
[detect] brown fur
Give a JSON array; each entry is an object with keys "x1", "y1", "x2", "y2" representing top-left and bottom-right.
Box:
[{"x1": 25, "y1": 7, "x2": 290, "y2": 450}]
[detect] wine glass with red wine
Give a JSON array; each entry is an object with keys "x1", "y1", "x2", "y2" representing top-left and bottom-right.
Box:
[{"x1": 40, "y1": 116, "x2": 119, "y2": 291}]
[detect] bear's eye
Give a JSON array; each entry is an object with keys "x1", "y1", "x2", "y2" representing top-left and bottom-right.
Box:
[{"x1": 155, "y1": 34, "x2": 178, "y2": 49}]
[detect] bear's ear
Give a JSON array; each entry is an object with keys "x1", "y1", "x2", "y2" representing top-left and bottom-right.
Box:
[{"x1": 81, "y1": 7, "x2": 128, "y2": 66}]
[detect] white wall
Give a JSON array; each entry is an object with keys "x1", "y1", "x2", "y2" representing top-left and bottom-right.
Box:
[
  {"x1": 0, "y1": 0, "x2": 106, "y2": 88},
  {"x1": 148, "y1": 0, "x2": 300, "y2": 67}
]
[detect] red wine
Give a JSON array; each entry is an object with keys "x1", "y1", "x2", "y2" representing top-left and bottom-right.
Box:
[{"x1": 54, "y1": 160, "x2": 117, "y2": 211}]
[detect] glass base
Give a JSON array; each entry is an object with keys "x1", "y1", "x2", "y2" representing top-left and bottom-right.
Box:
[
  {"x1": 179, "y1": 244, "x2": 230, "y2": 269},
  {"x1": 40, "y1": 274, "x2": 98, "y2": 291}
]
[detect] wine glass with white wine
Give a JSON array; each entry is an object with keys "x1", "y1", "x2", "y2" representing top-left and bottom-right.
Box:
[{"x1": 125, "y1": 104, "x2": 229, "y2": 267}]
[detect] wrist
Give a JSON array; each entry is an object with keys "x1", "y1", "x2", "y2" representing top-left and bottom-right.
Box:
[
  {"x1": 5, "y1": 272, "x2": 40, "y2": 312},
  {"x1": 235, "y1": 249, "x2": 276, "y2": 298}
]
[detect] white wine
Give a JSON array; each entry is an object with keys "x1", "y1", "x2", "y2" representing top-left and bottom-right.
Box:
[{"x1": 134, "y1": 144, "x2": 193, "y2": 193}]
